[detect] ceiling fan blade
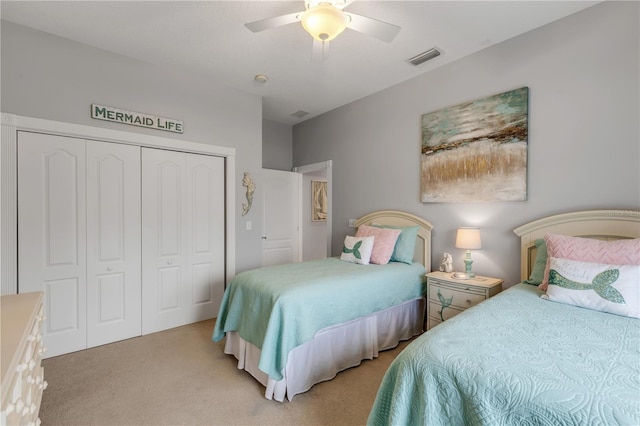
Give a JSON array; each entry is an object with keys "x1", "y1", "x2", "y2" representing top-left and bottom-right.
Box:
[
  {"x1": 337, "y1": 0, "x2": 354, "y2": 9},
  {"x1": 245, "y1": 12, "x2": 302, "y2": 33},
  {"x1": 344, "y1": 13, "x2": 401, "y2": 43}
]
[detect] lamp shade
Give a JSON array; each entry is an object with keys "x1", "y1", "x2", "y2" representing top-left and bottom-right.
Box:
[
  {"x1": 301, "y1": 3, "x2": 348, "y2": 41},
  {"x1": 455, "y1": 228, "x2": 482, "y2": 250}
]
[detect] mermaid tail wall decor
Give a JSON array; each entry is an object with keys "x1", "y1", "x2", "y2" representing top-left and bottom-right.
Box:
[{"x1": 241, "y1": 172, "x2": 255, "y2": 216}]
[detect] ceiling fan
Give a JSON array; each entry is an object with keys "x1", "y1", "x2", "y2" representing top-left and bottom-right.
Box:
[{"x1": 245, "y1": 0, "x2": 401, "y2": 48}]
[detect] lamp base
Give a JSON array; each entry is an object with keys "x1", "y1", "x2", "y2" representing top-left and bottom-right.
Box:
[{"x1": 452, "y1": 271, "x2": 476, "y2": 280}]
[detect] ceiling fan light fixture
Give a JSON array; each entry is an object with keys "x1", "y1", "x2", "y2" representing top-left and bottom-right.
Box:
[{"x1": 301, "y1": 3, "x2": 347, "y2": 41}]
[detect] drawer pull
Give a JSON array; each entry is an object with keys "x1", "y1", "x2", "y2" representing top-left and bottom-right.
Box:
[{"x1": 466, "y1": 299, "x2": 472, "y2": 305}]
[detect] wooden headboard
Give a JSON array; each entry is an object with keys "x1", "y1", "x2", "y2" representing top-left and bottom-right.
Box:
[
  {"x1": 354, "y1": 210, "x2": 433, "y2": 271},
  {"x1": 513, "y1": 210, "x2": 640, "y2": 281}
]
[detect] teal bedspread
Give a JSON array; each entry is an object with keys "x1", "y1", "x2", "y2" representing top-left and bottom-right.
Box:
[
  {"x1": 212, "y1": 257, "x2": 426, "y2": 381},
  {"x1": 368, "y1": 283, "x2": 640, "y2": 426}
]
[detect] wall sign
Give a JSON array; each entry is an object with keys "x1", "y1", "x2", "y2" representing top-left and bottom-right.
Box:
[{"x1": 91, "y1": 104, "x2": 183, "y2": 134}]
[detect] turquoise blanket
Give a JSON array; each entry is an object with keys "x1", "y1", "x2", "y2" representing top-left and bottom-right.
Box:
[
  {"x1": 368, "y1": 283, "x2": 640, "y2": 425},
  {"x1": 212, "y1": 257, "x2": 426, "y2": 380}
]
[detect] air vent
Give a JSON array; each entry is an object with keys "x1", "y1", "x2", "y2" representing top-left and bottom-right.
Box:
[
  {"x1": 407, "y1": 48, "x2": 441, "y2": 66},
  {"x1": 291, "y1": 110, "x2": 310, "y2": 118}
]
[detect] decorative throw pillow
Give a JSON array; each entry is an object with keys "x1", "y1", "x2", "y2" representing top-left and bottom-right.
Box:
[
  {"x1": 540, "y1": 234, "x2": 640, "y2": 291},
  {"x1": 542, "y1": 257, "x2": 640, "y2": 318},
  {"x1": 355, "y1": 225, "x2": 401, "y2": 265},
  {"x1": 373, "y1": 224, "x2": 419, "y2": 264},
  {"x1": 340, "y1": 236, "x2": 374, "y2": 265},
  {"x1": 524, "y1": 238, "x2": 547, "y2": 286}
]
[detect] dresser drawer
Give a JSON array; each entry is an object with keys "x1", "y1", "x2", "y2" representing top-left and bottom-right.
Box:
[{"x1": 428, "y1": 284, "x2": 486, "y2": 310}]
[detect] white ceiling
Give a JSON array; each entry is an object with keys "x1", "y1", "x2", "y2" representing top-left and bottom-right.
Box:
[{"x1": 1, "y1": 1, "x2": 600, "y2": 125}]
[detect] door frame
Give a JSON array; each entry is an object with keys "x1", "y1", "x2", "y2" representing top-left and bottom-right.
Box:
[
  {"x1": 293, "y1": 160, "x2": 332, "y2": 258},
  {"x1": 0, "y1": 112, "x2": 236, "y2": 295}
]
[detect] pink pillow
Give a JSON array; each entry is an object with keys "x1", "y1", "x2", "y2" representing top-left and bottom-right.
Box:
[
  {"x1": 540, "y1": 233, "x2": 640, "y2": 291},
  {"x1": 355, "y1": 225, "x2": 401, "y2": 265}
]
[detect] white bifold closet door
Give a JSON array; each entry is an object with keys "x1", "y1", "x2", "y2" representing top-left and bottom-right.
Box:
[
  {"x1": 141, "y1": 148, "x2": 225, "y2": 335},
  {"x1": 86, "y1": 141, "x2": 142, "y2": 348},
  {"x1": 18, "y1": 132, "x2": 88, "y2": 357},
  {"x1": 18, "y1": 133, "x2": 141, "y2": 357}
]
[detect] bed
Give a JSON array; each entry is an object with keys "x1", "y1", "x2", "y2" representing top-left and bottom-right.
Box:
[
  {"x1": 368, "y1": 209, "x2": 640, "y2": 425},
  {"x1": 212, "y1": 210, "x2": 434, "y2": 402}
]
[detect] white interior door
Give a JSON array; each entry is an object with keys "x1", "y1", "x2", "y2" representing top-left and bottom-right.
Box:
[
  {"x1": 186, "y1": 153, "x2": 225, "y2": 322},
  {"x1": 18, "y1": 131, "x2": 87, "y2": 357},
  {"x1": 262, "y1": 169, "x2": 301, "y2": 267},
  {"x1": 86, "y1": 141, "x2": 141, "y2": 347}
]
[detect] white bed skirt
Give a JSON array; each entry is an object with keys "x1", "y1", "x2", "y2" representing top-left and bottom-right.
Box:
[{"x1": 223, "y1": 297, "x2": 425, "y2": 402}]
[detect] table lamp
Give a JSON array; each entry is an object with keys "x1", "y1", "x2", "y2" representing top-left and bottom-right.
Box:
[{"x1": 454, "y1": 227, "x2": 481, "y2": 279}]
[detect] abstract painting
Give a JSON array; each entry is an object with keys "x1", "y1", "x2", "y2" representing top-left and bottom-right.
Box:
[{"x1": 421, "y1": 87, "x2": 528, "y2": 202}]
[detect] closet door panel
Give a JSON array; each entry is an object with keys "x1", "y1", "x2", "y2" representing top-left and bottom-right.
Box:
[
  {"x1": 18, "y1": 131, "x2": 87, "y2": 357},
  {"x1": 142, "y1": 148, "x2": 188, "y2": 334},
  {"x1": 86, "y1": 141, "x2": 141, "y2": 348},
  {"x1": 187, "y1": 154, "x2": 225, "y2": 322}
]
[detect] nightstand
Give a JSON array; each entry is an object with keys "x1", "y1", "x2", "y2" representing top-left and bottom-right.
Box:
[{"x1": 426, "y1": 271, "x2": 502, "y2": 330}]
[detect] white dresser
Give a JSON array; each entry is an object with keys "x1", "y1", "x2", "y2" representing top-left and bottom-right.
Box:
[
  {"x1": 1, "y1": 292, "x2": 47, "y2": 425},
  {"x1": 426, "y1": 272, "x2": 503, "y2": 330}
]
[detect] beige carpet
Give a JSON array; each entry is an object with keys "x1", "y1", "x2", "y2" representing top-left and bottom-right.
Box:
[{"x1": 40, "y1": 319, "x2": 413, "y2": 425}]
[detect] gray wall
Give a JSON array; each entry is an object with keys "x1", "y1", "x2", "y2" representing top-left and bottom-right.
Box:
[
  {"x1": 263, "y1": 119, "x2": 293, "y2": 171},
  {"x1": 1, "y1": 20, "x2": 265, "y2": 273},
  {"x1": 293, "y1": 1, "x2": 640, "y2": 287}
]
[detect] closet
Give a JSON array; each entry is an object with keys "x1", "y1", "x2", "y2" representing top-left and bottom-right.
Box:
[{"x1": 17, "y1": 131, "x2": 225, "y2": 358}]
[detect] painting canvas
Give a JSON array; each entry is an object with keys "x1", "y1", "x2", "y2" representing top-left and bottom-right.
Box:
[
  {"x1": 312, "y1": 180, "x2": 327, "y2": 221},
  {"x1": 421, "y1": 87, "x2": 528, "y2": 202}
]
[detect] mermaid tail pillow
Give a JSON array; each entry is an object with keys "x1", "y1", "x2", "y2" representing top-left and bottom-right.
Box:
[
  {"x1": 543, "y1": 256, "x2": 640, "y2": 318},
  {"x1": 340, "y1": 235, "x2": 375, "y2": 265}
]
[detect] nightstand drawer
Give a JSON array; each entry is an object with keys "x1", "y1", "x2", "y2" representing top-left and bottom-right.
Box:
[
  {"x1": 427, "y1": 278, "x2": 487, "y2": 295},
  {"x1": 428, "y1": 300, "x2": 464, "y2": 322},
  {"x1": 426, "y1": 316, "x2": 441, "y2": 330},
  {"x1": 428, "y1": 285, "x2": 486, "y2": 310}
]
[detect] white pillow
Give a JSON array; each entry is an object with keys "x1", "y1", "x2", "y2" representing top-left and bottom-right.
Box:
[
  {"x1": 340, "y1": 236, "x2": 374, "y2": 265},
  {"x1": 542, "y1": 257, "x2": 640, "y2": 318}
]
